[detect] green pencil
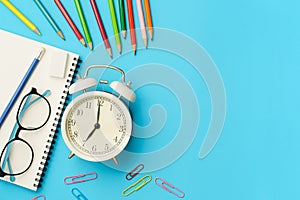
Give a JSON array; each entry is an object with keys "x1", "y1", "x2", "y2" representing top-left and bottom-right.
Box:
[
  {"x1": 74, "y1": 0, "x2": 93, "y2": 50},
  {"x1": 118, "y1": 0, "x2": 126, "y2": 38},
  {"x1": 108, "y1": 0, "x2": 122, "y2": 53},
  {"x1": 33, "y1": 0, "x2": 64, "y2": 39}
]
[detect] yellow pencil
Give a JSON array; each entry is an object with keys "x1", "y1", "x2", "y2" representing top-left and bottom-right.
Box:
[{"x1": 0, "y1": 0, "x2": 41, "y2": 35}]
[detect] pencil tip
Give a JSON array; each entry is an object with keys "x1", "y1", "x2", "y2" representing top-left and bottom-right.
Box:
[
  {"x1": 117, "y1": 44, "x2": 122, "y2": 54},
  {"x1": 132, "y1": 44, "x2": 137, "y2": 55},
  {"x1": 58, "y1": 31, "x2": 65, "y2": 40},
  {"x1": 80, "y1": 39, "x2": 86, "y2": 47},
  {"x1": 143, "y1": 39, "x2": 148, "y2": 48},
  {"x1": 88, "y1": 42, "x2": 93, "y2": 50},
  {"x1": 107, "y1": 48, "x2": 113, "y2": 58},
  {"x1": 149, "y1": 29, "x2": 153, "y2": 40},
  {"x1": 122, "y1": 30, "x2": 127, "y2": 39},
  {"x1": 35, "y1": 29, "x2": 41, "y2": 36}
]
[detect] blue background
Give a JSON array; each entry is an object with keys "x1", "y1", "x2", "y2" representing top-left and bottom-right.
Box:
[{"x1": 1, "y1": 0, "x2": 300, "y2": 199}]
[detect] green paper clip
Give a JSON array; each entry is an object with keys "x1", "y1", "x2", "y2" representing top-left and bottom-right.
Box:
[{"x1": 122, "y1": 174, "x2": 152, "y2": 197}]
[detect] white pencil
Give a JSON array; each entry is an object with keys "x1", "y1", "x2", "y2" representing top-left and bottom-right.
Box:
[{"x1": 136, "y1": 0, "x2": 147, "y2": 48}]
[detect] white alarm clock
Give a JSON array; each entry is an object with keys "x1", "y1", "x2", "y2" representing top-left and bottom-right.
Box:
[{"x1": 61, "y1": 65, "x2": 135, "y2": 165}]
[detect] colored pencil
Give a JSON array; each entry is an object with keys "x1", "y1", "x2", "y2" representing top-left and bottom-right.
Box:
[
  {"x1": 136, "y1": 0, "x2": 147, "y2": 47},
  {"x1": 90, "y1": 0, "x2": 112, "y2": 57},
  {"x1": 74, "y1": 0, "x2": 93, "y2": 50},
  {"x1": 0, "y1": 0, "x2": 41, "y2": 35},
  {"x1": 33, "y1": 0, "x2": 64, "y2": 39},
  {"x1": 108, "y1": 0, "x2": 122, "y2": 53},
  {"x1": 0, "y1": 48, "x2": 45, "y2": 128},
  {"x1": 126, "y1": 0, "x2": 136, "y2": 54},
  {"x1": 118, "y1": 0, "x2": 126, "y2": 38},
  {"x1": 54, "y1": 0, "x2": 86, "y2": 47},
  {"x1": 144, "y1": 0, "x2": 153, "y2": 40}
]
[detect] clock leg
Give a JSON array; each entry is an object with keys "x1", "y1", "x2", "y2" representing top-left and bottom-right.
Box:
[
  {"x1": 68, "y1": 152, "x2": 75, "y2": 159},
  {"x1": 112, "y1": 157, "x2": 119, "y2": 165}
]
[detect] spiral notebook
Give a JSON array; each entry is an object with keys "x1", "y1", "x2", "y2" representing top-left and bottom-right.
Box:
[{"x1": 0, "y1": 30, "x2": 80, "y2": 191}]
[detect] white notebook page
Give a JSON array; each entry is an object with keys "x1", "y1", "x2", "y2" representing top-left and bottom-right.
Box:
[{"x1": 0, "y1": 30, "x2": 79, "y2": 191}]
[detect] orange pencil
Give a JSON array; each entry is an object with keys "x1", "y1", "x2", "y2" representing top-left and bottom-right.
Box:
[{"x1": 144, "y1": 0, "x2": 153, "y2": 40}]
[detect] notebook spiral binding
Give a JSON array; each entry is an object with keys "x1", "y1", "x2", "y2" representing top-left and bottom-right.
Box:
[{"x1": 33, "y1": 57, "x2": 81, "y2": 189}]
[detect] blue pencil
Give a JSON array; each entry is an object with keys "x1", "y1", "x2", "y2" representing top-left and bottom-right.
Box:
[{"x1": 0, "y1": 48, "x2": 46, "y2": 128}]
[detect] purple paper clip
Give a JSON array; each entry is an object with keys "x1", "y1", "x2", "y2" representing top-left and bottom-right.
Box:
[
  {"x1": 154, "y1": 177, "x2": 185, "y2": 198},
  {"x1": 126, "y1": 164, "x2": 144, "y2": 180},
  {"x1": 31, "y1": 194, "x2": 46, "y2": 200},
  {"x1": 64, "y1": 172, "x2": 98, "y2": 185}
]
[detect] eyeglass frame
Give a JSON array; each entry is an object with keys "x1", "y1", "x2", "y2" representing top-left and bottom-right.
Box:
[{"x1": 0, "y1": 87, "x2": 51, "y2": 177}]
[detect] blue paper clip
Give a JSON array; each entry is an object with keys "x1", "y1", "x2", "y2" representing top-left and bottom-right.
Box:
[
  {"x1": 71, "y1": 188, "x2": 88, "y2": 200},
  {"x1": 154, "y1": 177, "x2": 185, "y2": 198},
  {"x1": 126, "y1": 164, "x2": 144, "y2": 180},
  {"x1": 64, "y1": 172, "x2": 98, "y2": 185},
  {"x1": 122, "y1": 174, "x2": 152, "y2": 196},
  {"x1": 31, "y1": 194, "x2": 46, "y2": 200}
]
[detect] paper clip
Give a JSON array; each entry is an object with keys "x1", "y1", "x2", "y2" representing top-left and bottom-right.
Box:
[
  {"x1": 64, "y1": 172, "x2": 98, "y2": 185},
  {"x1": 122, "y1": 174, "x2": 152, "y2": 197},
  {"x1": 154, "y1": 177, "x2": 185, "y2": 198},
  {"x1": 126, "y1": 164, "x2": 144, "y2": 180},
  {"x1": 71, "y1": 188, "x2": 88, "y2": 200},
  {"x1": 31, "y1": 194, "x2": 46, "y2": 200}
]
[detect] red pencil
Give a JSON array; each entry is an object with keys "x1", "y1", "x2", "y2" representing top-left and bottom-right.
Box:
[
  {"x1": 90, "y1": 0, "x2": 112, "y2": 57},
  {"x1": 54, "y1": 0, "x2": 86, "y2": 47},
  {"x1": 126, "y1": 0, "x2": 136, "y2": 55}
]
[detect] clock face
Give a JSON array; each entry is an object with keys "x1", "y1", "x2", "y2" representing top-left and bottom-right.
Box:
[{"x1": 62, "y1": 91, "x2": 132, "y2": 162}]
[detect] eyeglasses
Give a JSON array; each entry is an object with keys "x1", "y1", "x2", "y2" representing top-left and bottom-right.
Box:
[{"x1": 0, "y1": 88, "x2": 51, "y2": 178}]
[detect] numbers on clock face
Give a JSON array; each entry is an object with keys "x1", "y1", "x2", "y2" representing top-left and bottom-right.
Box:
[
  {"x1": 113, "y1": 136, "x2": 118, "y2": 143},
  {"x1": 85, "y1": 101, "x2": 92, "y2": 109},
  {"x1": 77, "y1": 109, "x2": 83, "y2": 116},
  {"x1": 66, "y1": 94, "x2": 130, "y2": 158}
]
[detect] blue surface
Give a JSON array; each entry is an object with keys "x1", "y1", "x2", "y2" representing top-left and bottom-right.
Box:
[{"x1": 1, "y1": 0, "x2": 300, "y2": 199}]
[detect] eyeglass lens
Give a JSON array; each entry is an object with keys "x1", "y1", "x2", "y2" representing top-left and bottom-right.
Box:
[
  {"x1": 17, "y1": 93, "x2": 50, "y2": 129},
  {"x1": 0, "y1": 139, "x2": 33, "y2": 175}
]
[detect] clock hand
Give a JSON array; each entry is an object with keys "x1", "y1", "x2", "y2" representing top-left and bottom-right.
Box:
[
  {"x1": 96, "y1": 99, "x2": 101, "y2": 124},
  {"x1": 83, "y1": 123, "x2": 100, "y2": 144},
  {"x1": 83, "y1": 100, "x2": 102, "y2": 145}
]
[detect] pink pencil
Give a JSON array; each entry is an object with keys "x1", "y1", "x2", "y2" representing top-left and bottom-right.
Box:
[{"x1": 136, "y1": 0, "x2": 147, "y2": 47}]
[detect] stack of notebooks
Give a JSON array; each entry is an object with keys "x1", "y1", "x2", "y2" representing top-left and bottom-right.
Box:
[{"x1": 0, "y1": 30, "x2": 80, "y2": 191}]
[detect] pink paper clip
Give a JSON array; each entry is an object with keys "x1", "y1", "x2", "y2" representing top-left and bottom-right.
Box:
[
  {"x1": 154, "y1": 177, "x2": 185, "y2": 198},
  {"x1": 64, "y1": 172, "x2": 98, "y2": 185},
  {"x1": 31, "y1": 194, "x2": 46, "y2": 200},
  {"x1": 126, "y1": 164, "x2": 144, "y2": 180}
]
